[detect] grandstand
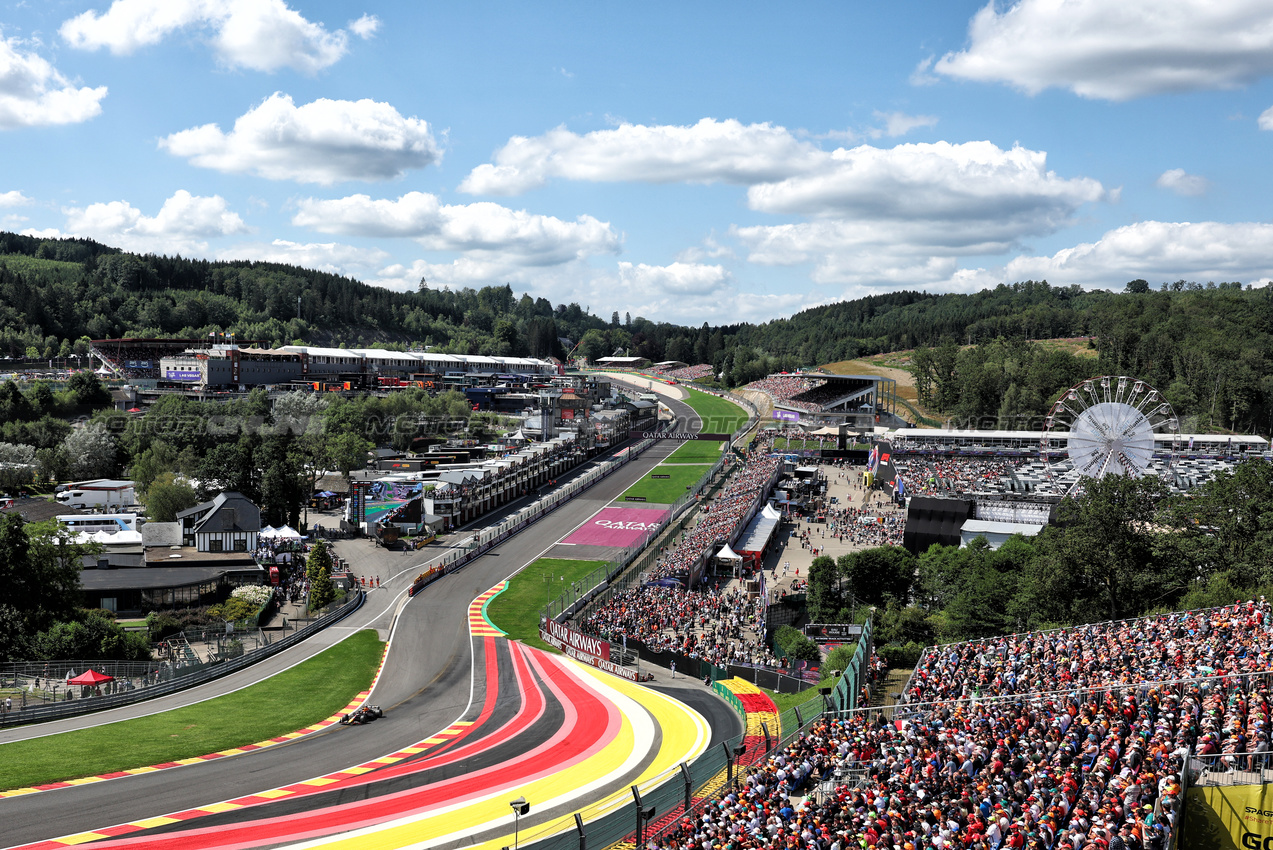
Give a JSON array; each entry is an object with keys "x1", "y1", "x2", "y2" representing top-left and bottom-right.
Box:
[
  {"x1": 92, "y1": 338, "x2": 558, "y2": 389},
  {"x1": 647, "y1": 599, "x2": 1273, "y2": 850},
  {"x1": 888, "y1": 427, "x2": 1268, "y2": 458},
  {"x1": 748, "y1": 372, "x2": 900, "y2": 429},
  {"x1": 92, "y1": 337, "x2": 266, "y2": 380}
]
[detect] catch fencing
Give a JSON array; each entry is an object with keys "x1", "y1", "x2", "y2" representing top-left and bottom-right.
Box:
[{"x1": 0, "y1": 589, "x2": 364, "y2": 727}]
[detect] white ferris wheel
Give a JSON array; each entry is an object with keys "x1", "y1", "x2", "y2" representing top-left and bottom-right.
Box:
[{"x1": 1040, "y1": 376, "x2": 1180, "y2": 496}]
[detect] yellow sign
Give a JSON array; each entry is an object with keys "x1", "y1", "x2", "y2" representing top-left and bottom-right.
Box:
[{"x1": 1183, "y1": 783, "x2": 1273, "y2": 850}]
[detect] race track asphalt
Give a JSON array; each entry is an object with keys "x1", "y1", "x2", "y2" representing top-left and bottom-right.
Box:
[{"x1": 0, "y1": 386, "x2": 743, "y2": 849}]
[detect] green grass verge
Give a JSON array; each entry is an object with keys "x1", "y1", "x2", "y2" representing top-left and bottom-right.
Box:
[
  {"x1": 0, "y1": 629, "x2": 384, "y2": 791},
  {"x1": 618, "y1": 464, "x2": 712, "y2": 504},
  {"x1": 767, "y1": 676, "x2": 838, "y2": 714},
  {"x1": 683, "y1": 387, "x2": 749, "y2": 435},
  {"x1": 487, "y1": 558, "x2": 607, "y2": 651},
  {"x1": 666, "y1": 440, "x2": 725, "y2": 463}
]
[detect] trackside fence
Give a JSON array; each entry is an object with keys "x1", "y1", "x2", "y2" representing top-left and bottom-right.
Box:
[{"x1": 0, "y1": 589, "x2": 364, "y2": 728}]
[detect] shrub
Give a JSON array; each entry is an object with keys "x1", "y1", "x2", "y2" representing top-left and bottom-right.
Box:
[
  {"x1": 231, "y1": 585, "x2": 273, "y2": 607},
  {"x1": 824, "y1": 643, "x2": 857, "y2": 675},
  {"x1": 773, "y1": 624, "x2": 803, "y2": 652},
  {"x1": 208, "y1": 597, "x2": 259, "y2": 623},
  {"x1": 877, "y1": 641, "x2": 925, "y2": 669},
  {"x1": 786, "y1": 635, "x2": 822, "y2": 664}
]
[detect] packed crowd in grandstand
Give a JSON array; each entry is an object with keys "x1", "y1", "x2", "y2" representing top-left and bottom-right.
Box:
[
  {"x1": 582, "y1": 585, "x2": 779, "y2": 668},
  {"x1": 746, "y1": 376, "x2": 822, "y2": 410},
  {"x1": 656, "y1": 363, "x2": 716, "y2": 382},
  {"x1": 896, "y1": 458, "x2": 1014, "y2": 498},
  {"x1": 647, "y1": 451, "x2": 783, "y2": 582},
  {"x1": 93, "y1": 343, "x2": 166, "y2": 378},
  {"x1": 575, "y1": 433, "x2": 784, "y2": 670},
  {"x1": 651, "y1": 599, "x2": 1273, "y2": 850},
  {"x1": 745, "y1": 375, "x2": 860, "y2": 413}
]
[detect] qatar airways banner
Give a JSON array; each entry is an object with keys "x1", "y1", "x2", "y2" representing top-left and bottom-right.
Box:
[
  {"x1": 563, "y1": 506, "x2": 669, "y2": 547},
  {"x1": 540, "y1": 620, "x2": 640, "y2": 681}
]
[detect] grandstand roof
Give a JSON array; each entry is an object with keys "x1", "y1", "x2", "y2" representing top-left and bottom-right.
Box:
[
  {"x1": 596, "y1": 356, "x2": 650, "y2": 366},
  {"x1": 348, "y1": 348, "x2": 419, "y2": 361},
  {"x1": 281, "y1": 345, "x2": 360, "y2": 359},
  {"x1": 961, "y1": 519, "x2": 1044, "y2": 536}
]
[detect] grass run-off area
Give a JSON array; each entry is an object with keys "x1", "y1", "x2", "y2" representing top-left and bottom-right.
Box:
[
  {"x1": 0, "y1": 629, "x2": 384, "y2": 791},
  {"x1": 683, "y1": 387, "x2": 749, "y2": 435},
  {"x1": 665, "y1": 440, "x2": 725, "y2": 463},
  {"x1": 619, "y1": 464, "x2": 713, "y2": 505},
  {"x1": 487, "y1": 558, "x2": 607, "y2": 651},
  {"x1": 767, "y1": 675, "x2": 839, "y2": 714}
]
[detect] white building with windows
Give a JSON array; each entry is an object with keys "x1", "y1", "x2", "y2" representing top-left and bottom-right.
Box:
[{"x1": 176, "y1": 492, "x2": 261, "y2": 553}]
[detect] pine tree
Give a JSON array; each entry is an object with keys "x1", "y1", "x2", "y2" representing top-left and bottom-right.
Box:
[{"x1": 306, "y1": 540, "x2": 332, "y2": 584}]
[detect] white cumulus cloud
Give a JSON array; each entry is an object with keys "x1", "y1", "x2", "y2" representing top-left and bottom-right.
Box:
[
  {"x1": 1002, "y1": 220, "x2": 1273, "y2": 286},
  {"x1": 160, "y1": 93, "x2": 440, "y2": 184},
  {"x1": 734, "y1": 141, "x2": 1104, "y2": 286},
  {"x1": 291, "y1": 191, "x2": 620, "y2": 265},
  {"x1": 61, "y1": 0, "x2": 372, "y2": 74},
  {"x1": 0, "y1": 38, "x2": 106, "y2": 129},
  {"x1": 870, "y1": 111, "x2": 938, "y2": 138},
  {"x1": 1257, "y1": 104, "x2": 1273, "y2": 129},
  {"x1": 348, "y1": 14, "x2": 380, "y2": 39},
  {"x1": 0, "y1": 190, "x2": 32, "y2": 207},
  {"x1": 934, "y1": 0, "x2": 1273, "y2": 100},
  {"x1": 61, "y1": 189, "x2": 249, "y2": 255},
  {"x1": 747, "y1": 140, "x2": 1104, "y2": 222},
  {"x1": 218, "y1": 239, "x2": 389, "y2": 276},
  {"x1": 460, "y1": 118, "x2": 824, "y2": 195},
  {"x1": 618, "y1": 261, "x2": 731, "y2": 296},
  {"x1": 1156, "y1": 168, "x2": 1209, "y2": 196}
]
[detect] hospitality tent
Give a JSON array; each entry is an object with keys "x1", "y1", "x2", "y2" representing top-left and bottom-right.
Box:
[{"x1": 67, "y1": 669, "x2": 113, "y2": 687}]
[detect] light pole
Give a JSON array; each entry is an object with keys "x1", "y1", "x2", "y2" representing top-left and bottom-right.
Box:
[{"x1": 508, "y1": 796, "x2": 529, "y2": 850}]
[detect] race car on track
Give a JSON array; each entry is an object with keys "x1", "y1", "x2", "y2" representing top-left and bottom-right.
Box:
[{"x1": 339, "y1": 705, "x2": 383, "y2": 725}]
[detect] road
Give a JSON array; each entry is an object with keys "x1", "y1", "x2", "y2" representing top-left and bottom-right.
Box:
[{"x1": 0, "y1": 386, "x2": 742, "y2": 849}]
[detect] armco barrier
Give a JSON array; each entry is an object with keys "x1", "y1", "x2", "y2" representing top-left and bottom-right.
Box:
[{"x1": 0, "y1": 588, "x2": 365, "y2": 728}]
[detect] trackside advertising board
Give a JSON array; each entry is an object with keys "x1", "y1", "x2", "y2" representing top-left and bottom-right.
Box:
[
  {"x1": 1183, "y1": 784, "x2": 1273, "y2": 850},
  {"x1": 540, "y1": 620, "x2": 639, "y2": 681}
]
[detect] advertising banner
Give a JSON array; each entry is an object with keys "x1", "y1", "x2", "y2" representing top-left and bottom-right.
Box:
[
  {"x1": 1182, "y1": 784, "x2": 1273, "y2": 850},
  {"x1": 540, "y1": 619, "x2": 639, "y2": 681},
  {"x1": 773, "y1": 410, "x2": 800, "y2": 422},
  {"x1": 165, "y1": 370, "x2": 202, "y2": 381},
  {"x1": 628, "y1": 431, "x2": 730, "y2": 442}
]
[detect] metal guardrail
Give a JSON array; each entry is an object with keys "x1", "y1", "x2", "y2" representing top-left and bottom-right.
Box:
[{"x1": 0, "y1": 589, "x2": 365, "y2": 728}]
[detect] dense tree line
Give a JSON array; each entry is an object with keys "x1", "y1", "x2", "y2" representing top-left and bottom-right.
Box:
[
  {"x1": 5, "y1": 235, "x2": 1273, "y2": 433},
  {"x1": 0, "y1": 512, "x2": 149, "y2": 662},
  {"x1": 806, "y1": 459, "x2": 1273, "y2": 663},
  {"x1": 0, "y1": 234, "x2": 617, "y2": 360},
  {"x1": 908, "y1": 285, "x2": 1273, "y2": 433}
]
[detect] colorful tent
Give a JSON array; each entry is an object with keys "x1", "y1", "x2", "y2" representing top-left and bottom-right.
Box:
[{"x1": 67, "y1": 669, "x2": 113, "y2": 686}]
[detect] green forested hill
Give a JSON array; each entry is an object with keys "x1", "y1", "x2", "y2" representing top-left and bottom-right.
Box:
[{"x1": 2, "y1": 233, "x2": 1271, "y2": 433}]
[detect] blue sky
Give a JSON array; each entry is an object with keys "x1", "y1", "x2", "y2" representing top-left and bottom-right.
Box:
[{"x1": 6, "y1": 1, "x2": 1273, "y2": 326}]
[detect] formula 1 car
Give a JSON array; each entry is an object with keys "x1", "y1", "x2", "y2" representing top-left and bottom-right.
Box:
[{"x1": 339, "y1": 705, "x2": 383, "y2": 725}]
